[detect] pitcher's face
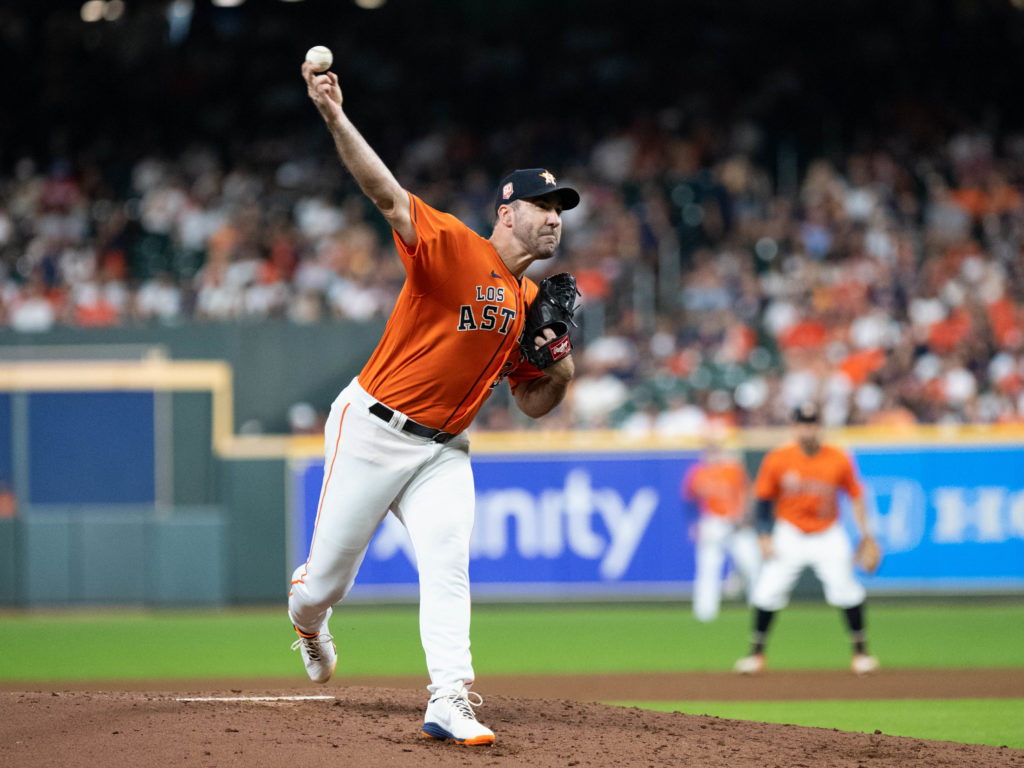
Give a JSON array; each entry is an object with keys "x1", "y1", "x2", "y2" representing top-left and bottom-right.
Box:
[{"x1": 512, "y1": 196, "x2": 563, "y2": 258}]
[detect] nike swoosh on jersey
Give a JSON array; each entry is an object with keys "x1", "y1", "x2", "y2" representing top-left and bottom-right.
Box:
[{"x1": 491, "y1": 270, "x2": 501, "y2": 278}]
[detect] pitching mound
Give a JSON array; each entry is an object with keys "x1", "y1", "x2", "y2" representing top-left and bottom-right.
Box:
[{"x1": 3, "y1": 680, "x2": 1023, "y2": 767}]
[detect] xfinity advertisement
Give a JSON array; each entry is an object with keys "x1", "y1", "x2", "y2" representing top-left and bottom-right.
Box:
[{"x1": 290, "y1": 445, "x2": 1024, "y2": 598}]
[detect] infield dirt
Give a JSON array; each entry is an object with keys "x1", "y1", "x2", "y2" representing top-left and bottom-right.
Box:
[{"x1": 3, "y1": 671, "x2": 1024, "y2": 767}]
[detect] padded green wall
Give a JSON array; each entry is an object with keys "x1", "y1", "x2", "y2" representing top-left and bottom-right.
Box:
[{"x1": 2, "y1": 509, "x2": 227, "y2": 606}]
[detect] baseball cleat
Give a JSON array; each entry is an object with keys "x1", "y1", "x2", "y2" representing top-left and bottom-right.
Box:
[
  {"x1": 421, "y1": 684, "x2": 495, "y2": 746},
  {"x1": 290, "y1": 607, "x2": 337, "y2": 684},
  {"x1": 851, "y1": 653, "x2": 880, "y2": 676},
  {"x1": 733, "y1": 653, "x2": 766, "y2": 675}
]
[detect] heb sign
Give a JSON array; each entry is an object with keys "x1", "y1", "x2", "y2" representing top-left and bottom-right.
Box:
[
  {"x1": 289, "y1": 444, "x2": 1024, "y2": 599},
  {"x1": 845, "y1": 445, "x2": 1024, "y2": 586}
]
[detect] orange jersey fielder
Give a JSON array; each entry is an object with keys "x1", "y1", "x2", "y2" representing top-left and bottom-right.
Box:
[
  {"x1": 358, "y1": 193, "x2": 544, "y2": 433},
  {"x1": 753, "y1": 442, "x2": 863, "y2": 533},
  {"x1": 682, "y1": 460, "x2": 749, "y2": 520}
]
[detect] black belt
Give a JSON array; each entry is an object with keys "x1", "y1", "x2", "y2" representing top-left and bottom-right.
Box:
[{"x1": 368, "y1": 402, "x2": 455, "y2": 444}]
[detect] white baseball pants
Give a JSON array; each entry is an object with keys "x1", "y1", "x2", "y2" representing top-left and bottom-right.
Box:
[
  {"x1": 692, "y1": 516, "x2": 761, "y2": 622},
  {"x1": 288, "y1": 379, "x2": 476, "y2": 694},
  {"x1": 751, "y1": 518, "x2": 866, "y2": 612}
]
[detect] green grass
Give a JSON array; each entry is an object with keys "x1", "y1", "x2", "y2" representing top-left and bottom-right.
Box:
[
  {"x1": 620, "y1": 699, "x2": 1024, "y2": 749},
  {"x1": 0, "y1": 608, "x2": 423, "y2": 680},
  {"x1": 1, "y1": 601, "x2": 1023, "y2": 681},
  {"x1": 468, "y1": 601, "x2": 1024, "y2": 673}
]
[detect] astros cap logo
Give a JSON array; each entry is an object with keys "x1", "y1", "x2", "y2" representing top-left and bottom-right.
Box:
[{"x1": 495, "y1": 168, "x2": 580, "y2": 213}]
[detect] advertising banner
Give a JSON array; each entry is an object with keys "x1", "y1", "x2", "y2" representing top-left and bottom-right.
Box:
[
  {"x1": 289, "y1": 443, "x2": 1024, "y2": 599},
  {"x1": 846, "y1": 445, "x2": 1024, "y2": 589}
]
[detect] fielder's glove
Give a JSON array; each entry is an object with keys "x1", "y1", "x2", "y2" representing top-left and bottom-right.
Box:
[
  {"x1": 520, "y1": 272, "x2": 581, "y2": 369},
  {"x1": 855, "y1": 535, "x2": 882, "y2": 574}
]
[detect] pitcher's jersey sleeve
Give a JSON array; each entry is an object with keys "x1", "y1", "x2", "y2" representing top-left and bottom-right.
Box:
[{"x1": 358, "y1": 194, "x2": 530, "y2": 434}]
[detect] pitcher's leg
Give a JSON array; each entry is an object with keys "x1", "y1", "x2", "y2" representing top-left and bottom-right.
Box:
[
  {"x1": 394, "y1": 443, "x2": 476, "y2": 694},
  {"x1": 288, "y1": 400, "x2": 411, "y2": 634}
]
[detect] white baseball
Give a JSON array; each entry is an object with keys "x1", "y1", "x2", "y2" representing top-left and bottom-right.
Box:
[{"x1": 305, "y1": 45, "x2": 333, "y2": 73}]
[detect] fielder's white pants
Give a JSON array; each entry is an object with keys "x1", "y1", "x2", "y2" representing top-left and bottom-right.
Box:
[
  {"x1": 751, "y1": 518, "x2": 866, "y2": 612},
  {"x1": 288, "y1": 379, "x2": 475, "y2": 694},
  {"x1": 692, "y1": 516, "x2": 761, "y2": 622}
]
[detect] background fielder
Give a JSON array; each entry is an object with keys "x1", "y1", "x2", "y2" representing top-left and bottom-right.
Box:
[
  {"x1": 682, "y1": 431, "x2": 760, "y2": 623},
  {"x1": 287, "y1": 58, "x2": 581, "y2": 747},
  {"x1": 734, "y1": 402, "x2": 881, "y2": 676}
]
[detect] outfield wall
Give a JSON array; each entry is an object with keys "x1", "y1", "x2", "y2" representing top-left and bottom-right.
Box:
[
  {"x1": 0, "y1": 320, "x2": 383, "y2": 434},
  {"x1": 0, "y1": 356, "x2": 1022, "y2": 606}
]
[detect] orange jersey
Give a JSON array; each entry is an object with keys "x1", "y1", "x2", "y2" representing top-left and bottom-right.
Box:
[
  {"x1": 754, "y1": 442, "x2": 863, "y2": 533},
  {"x1": 682, "y1": 460, "x2": 749, "y2": 520},
  {"x1": 358, "y1": 194, "x2": 544, "y2": 433}
]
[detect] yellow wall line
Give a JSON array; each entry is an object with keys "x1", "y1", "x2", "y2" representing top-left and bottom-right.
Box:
[{"x1": 2, "y1": 360, "x2": 1024, "y2": 460}]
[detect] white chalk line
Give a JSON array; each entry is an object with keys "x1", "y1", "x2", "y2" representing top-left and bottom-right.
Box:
[{"x1": 175, "y1": 695, "x2": 335, "y2": 702}]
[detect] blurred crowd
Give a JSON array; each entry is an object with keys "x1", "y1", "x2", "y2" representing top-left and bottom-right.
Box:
[
  {"x1": 4, "y1": 119, "x2": 1024, "y2": 433},
  {"x1": 2, "y1": 1, "x2": 1024, "y2": 432}
]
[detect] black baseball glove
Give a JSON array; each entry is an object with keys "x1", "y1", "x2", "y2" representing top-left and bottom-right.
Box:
[{"x1": 520, "y1": 272, "x2": 581, "y2": 369}]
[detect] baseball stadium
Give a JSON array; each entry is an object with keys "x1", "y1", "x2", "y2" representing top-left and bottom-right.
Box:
[{"x1": 1, "y1": 1, "x2": 1023, "y2": 766}]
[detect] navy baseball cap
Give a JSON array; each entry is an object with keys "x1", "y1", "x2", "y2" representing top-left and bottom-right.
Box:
[
  {"x1": 495, "y1": 168, "x2": 580, "y2": 214},
  {"x1": 793, "y1": 402, "x2": 821, "y2": 423}
]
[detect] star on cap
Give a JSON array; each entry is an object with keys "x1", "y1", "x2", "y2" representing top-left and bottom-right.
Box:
[{"x1": 540, "y1": 170, "x2": 556, "y2": 186}]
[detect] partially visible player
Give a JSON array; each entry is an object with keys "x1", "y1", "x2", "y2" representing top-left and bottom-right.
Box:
[
  {"x1": 682, "y1": 428, "x2": 760, "y2": 622},
  {"x1": 734, "y1": 402, "x2": 880, "y2": 676},
  {"x1": 288, "y1": 59, "x2": 582, "y2": 746}
]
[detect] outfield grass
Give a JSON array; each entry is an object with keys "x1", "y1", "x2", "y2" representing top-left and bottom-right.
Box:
[
  {"x1": 622, "y1": 699, "x2": 1024, "y2": 749},
  {"x1": 2, "y1": 601, "x2": 1023, "y2": 680},
  {"x1": 1, "y1": 601, "x2": 1021, "y2": 749},
  {"x1": 469, "y1": 601, "x2": 1024, "y2": 673}
]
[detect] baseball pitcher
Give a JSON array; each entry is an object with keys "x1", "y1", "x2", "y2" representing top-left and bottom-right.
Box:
[{"x1": 288, "y1": 59, "x2": 582, "y2": 746}]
